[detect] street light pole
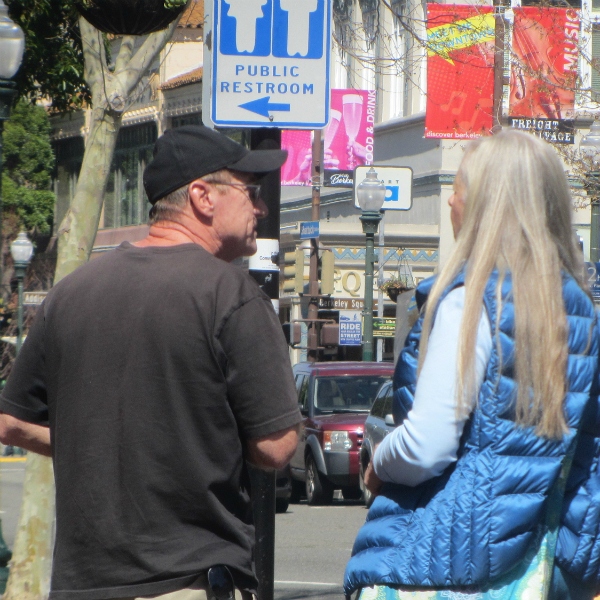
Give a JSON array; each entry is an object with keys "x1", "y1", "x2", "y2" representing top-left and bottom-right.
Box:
[
  {"x1": 10, "y1": 232, "x2": 33, "y2": 354},
  {"x1": 580, "y1": 121, "x2": 600, "y2": 263},
  {"x1": 307, "y1": 129, "x2": 321, "y2": 362},
  {"x1": 356, "y1": 168, "x2": 386, "y2": 362},
  {"x1": 0, "y1": 0, "x2": 24, "y2": 291},
  {"x1": 15, "y1": 262, "x2": 24, "y2": 352},
  {"x1": 0, "y1": 3, "x2": 24, "y2": 592}
]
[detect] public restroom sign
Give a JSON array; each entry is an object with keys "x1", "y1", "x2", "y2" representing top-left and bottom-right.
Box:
[{"x1": 205, "y1": 0, "x2": 332, "y2": 129}]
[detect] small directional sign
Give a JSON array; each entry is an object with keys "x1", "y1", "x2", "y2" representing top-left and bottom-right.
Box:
[{"x1": 204, "y1": 0, "x2": 332, "y2": 129}]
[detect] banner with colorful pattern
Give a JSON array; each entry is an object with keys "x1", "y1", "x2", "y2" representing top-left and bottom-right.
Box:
[
  {"x1": 425, "y1": 4, "x2": 495, "y2": 139},
  {"x1": 509, "y1": 7, "x2": 579, "y2": 123}
]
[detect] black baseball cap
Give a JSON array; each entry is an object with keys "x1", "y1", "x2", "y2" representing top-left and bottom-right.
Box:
[{"x1": 143, "y1": 125, "x2": 288, "y2": 204}]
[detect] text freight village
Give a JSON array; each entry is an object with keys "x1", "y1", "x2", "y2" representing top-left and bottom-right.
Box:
[{"x1": 219, "y1": 65, "x2": 316, "y2": 95}]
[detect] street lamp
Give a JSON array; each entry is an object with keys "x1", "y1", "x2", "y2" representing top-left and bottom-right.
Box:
[
  {"x1": 580, "y1": 120, "x2": 600, "y2": 263},
  {"x1": 356, "y1": 167, "x2": 386, "y2": 362},
  {"x1": 0, "y1": 6, "x2": 24, "y2": 592},
  {"x1": 10, "y1": 231, "x2": 33, "y2": 354},
  {"x1": 0, "y1": 1, "x2": 24, "y2": 80},
  {"x1": 0, "y1": 0, "x2": 25, "y2": 289}
]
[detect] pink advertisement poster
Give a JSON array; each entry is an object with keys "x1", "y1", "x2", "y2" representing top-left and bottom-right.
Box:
[
  {"x1": 281, "y1": 130, "x2": 313, "y2": 186},
  {"x1": 281, "y1": 89, "x2": 375, "y2": 188}
]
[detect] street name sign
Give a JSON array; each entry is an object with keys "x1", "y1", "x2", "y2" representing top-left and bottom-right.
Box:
[
  {"x1": 204, "y1": 0, "x2": 332, "y2": 129},
  {"x1": 23, "y1": 291, "x2": 48, "y2": 306},
  {"x1": 300, "y1": 221, "x2": 319, "y2": 239},
  {"x1": 316, "y1": 297, "x2": 379, "y2": 311},
  {"x1": 354, "y1": 165, "x2": 413, "y2": 211}
]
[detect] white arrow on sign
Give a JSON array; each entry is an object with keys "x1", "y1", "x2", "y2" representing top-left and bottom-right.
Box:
[{"x1": 204, "y1": 0, "x2": 332, "y2": 129}]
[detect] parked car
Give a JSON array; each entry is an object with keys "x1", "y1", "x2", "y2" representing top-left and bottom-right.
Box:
[
  {"x1": 360, "y1": 380, "x2": 397, "y2": 506},
  {"x1": 289, "y1": 361, "x2": 394, "y2": 505}
]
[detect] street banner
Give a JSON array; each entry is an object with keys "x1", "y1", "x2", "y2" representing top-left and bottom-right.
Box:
[
  {"x1": 281, "y1": 88, "x2": 375, "y2": 187},
  {"x1": 425, "y1": 4, "x2": 495, "y2": 140},
  {"x1": 509, "y1": 7, "x2": 579, "y2": 130},
  {"x1": 323, "y1": 89, "x2": 375, "y2": 188}
]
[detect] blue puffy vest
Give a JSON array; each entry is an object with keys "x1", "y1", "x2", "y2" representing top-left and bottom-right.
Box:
[{"x1": 344, "y1": 271, "x2": 600, "y2": 594}]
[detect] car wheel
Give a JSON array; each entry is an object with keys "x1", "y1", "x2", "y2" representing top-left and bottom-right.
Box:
[
  {"x1": 360, "y1": 459, "x2": 374, "y2": 507},
  {"x1": 305, "y1": 455, "x2": 334, "y2": 505},
  {"x1": 275, "y1": 498, "x2": 290, "y2": 513},
  {"x1": 341, "y1": 486, "x2": 363, "y2": 500},
  {"x1": 290, "y1": 478, "x2": 304, "y2": 503}
]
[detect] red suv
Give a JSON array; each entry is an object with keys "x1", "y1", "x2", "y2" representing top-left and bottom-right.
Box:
[{"x1": 289, "y1": 362, "x2": 394, "y2": 505}]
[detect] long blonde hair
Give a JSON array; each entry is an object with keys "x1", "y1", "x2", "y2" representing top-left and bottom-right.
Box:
[{"x1": 419, "y1": 130, "x2": 587, "y2": 439}]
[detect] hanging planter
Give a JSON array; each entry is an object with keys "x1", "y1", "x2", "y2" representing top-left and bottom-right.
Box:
[
  {"x1": 380, "y1": 255, "x2": 416, "y2": 303},
  {"x1": 380, "y1": 278, "x2": 412, "y2": 303},
  {"x1": 75, "y1": 0, "x2": 188, "y2": 36}
]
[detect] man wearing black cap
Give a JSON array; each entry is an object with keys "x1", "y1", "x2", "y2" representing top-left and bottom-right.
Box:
[{"x1": 0, "y1": 126, "x2": 302, "y2": 600}]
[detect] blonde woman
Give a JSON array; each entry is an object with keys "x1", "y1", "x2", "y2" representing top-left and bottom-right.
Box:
[{"x1": 345, "y1": 130, "x2": 600, "y2": 600}]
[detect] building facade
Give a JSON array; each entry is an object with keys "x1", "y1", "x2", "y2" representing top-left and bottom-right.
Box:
[{"x1": 50, "y1": 0, "x2": 599, "y2": 362}]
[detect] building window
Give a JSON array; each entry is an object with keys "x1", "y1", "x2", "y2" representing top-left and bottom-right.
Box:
[
  {"x1": 171, "y1": 113, "x2": 203, "y2": 128},
  {"x1": 389, "y1": 0, "x2": 407, "y2": 118},
  {"x1": 592, "y1": 24, "x2": 600, "y2": 94},
  {"x1": 170, "y1": 115, "x2": 250, "y2": 147},
  {"x1": 333, "y1": 0, "x2": 353, "y2": 88},
  {"x1": 102, "y1": 122, "x2": 157, "y2": 229},
  {"x1": 215, "y1": 128, "x2": 251, "y2": 148},
  {"x1": 52, "y1": 137, "x2": 84, "y2": 235},
  {"x1": 359, "y1": 0, "x2": 379, "y2": 51}
]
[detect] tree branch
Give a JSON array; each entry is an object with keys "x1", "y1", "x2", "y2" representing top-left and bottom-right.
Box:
[{"x1": 122, "y1": 18, "x2": 180, "y2": 95}]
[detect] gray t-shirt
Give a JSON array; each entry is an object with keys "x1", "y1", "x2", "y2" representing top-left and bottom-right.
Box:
[{"x1": 0, "y1": 242, "x2": 301, "y2": 600}]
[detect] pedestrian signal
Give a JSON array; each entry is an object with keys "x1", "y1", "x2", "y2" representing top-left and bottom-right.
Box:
[
  {"x1": 282, "y1": 249, "x2": 305, "y2": 294},
  {"x1": 320, "y1": 249, "x2": 334, "y2": 295}
]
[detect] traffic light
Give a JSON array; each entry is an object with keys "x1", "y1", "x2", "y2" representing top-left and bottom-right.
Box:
[
  {"x1": 282, "y1": 249, "x2": 305, "y2": 294},
  {"x1": 281, "y1": 322, "x2": 302, "y2": 346},
  {"x1": 320, "y1": 249, "x2": 334, "y2": 295},
  {"x1": 320, "y1": 322, "x2": 339, "y2": 346}
]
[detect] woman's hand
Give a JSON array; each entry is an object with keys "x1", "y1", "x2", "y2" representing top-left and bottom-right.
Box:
[{"x1": 364, "y1": 460, "x2": 384, "y2": 496}]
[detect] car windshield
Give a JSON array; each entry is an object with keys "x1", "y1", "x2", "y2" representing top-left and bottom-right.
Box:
[{"x1": 313, "y1": 376, "x2": 389, "y2": 414}]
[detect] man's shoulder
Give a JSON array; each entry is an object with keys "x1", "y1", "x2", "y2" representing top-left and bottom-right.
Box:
[{"x1": 46, "y1": 243, "x2": 268, "y2": 309}]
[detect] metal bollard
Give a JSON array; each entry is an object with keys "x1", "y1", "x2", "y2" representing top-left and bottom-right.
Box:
[{"x1": 249, "y1": 466, "x2": 276, "y2": 600}]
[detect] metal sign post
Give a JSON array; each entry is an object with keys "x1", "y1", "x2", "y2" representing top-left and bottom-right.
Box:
[
  {"x1": 202, "y1": 3, "x2": 334, "y2": 592},
  {"x1": 204, "y1": 0, "x2": 332, "y2": 129},
  {"x1": 247, "y1": 130, "x2": 282, "y2": 600}
]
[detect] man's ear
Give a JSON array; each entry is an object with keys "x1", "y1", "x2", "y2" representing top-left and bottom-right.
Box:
[{"x1": 188, "y1": 179, "x2": 215, "y2": 218}]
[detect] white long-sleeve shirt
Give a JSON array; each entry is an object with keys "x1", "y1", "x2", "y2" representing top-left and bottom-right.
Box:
[{"x1": 373, "y1": 286, "x2": 492, "y2": 487}]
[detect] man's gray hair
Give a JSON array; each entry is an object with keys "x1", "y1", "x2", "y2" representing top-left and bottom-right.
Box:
[{"x1": 147, "y1": 169, "x2": 233, "y2": 225}]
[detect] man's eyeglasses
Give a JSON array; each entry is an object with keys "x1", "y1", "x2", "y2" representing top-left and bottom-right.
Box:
[{"x1": 214, "y1": 182, "x2": 262, "y2": 204}]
